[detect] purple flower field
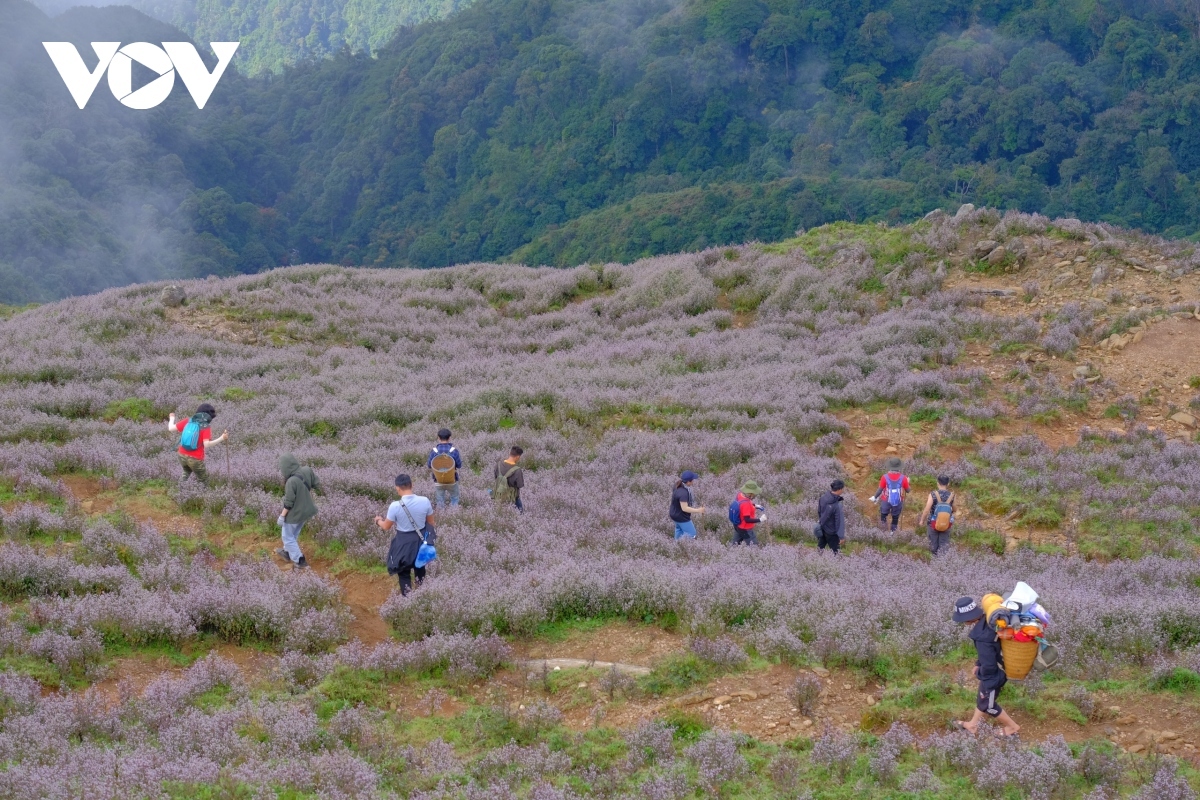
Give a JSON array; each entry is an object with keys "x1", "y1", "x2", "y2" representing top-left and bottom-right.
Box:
[{"x1": 0, "y1": 212, "x2": 1198, "y2": 796}]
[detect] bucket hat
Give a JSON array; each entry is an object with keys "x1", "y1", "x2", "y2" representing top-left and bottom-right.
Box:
[
  {"x1": 740, "y1": 480, "x2": 762, "y2": 495},
  {"x1": 885, "y1": 457, "x2": 902, "y2": 471},
  {"x1": 952, "y1": 596, "x2": 984, "y2": 623}
]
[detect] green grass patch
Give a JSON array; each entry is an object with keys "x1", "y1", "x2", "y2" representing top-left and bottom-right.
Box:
[
  {"x1": 219, "y1": 387, "x2": 256, "y2": 402},
  {"x1": 640, "y1": 652, "x2": 723, "y2": 696},
  {"x1": 1149, "y1": 667, "x2": 1200, "y2": 693},
  {"x1": 101, "y1": 397, "x2": 163, "y2": 423},
  {"x1": 954, "y1": 526, "x2": 1006, "y2": 556},
  {"x1": 909, "y1": 407, "x2": 944, "y2": 423}
]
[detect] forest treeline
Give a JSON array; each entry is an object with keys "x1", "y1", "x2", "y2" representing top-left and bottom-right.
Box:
[
  {"x1": 30, "y1": 0, "x2": 472, "y2": 75},
  {"x1": 7, "y1": 0, "x2": 1200, "y2": 301}
]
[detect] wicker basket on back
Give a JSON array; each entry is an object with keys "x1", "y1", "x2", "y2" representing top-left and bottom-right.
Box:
[{"x1": 1000, "y1": 638, "x2": 1039, "y2": 680}]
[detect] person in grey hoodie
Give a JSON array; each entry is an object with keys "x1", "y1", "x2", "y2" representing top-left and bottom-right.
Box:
[
  {"x1": 814, "y1": 480, "x2": 846, "y2": 554},
  {"x1": 276, "y1": 453, "x2": 319, "y2": 570}
]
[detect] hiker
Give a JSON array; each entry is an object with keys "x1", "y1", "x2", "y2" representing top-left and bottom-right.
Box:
[
  {"x1": 275, "y1": 453, "x2": 319, "y2": 570},
  {"x1": 167, "y1": 403, "x2": 228, "y2": 484},
  {"x1": 669, "y1": 471, "x2": 705, "y2": 540},
  {"x1": 375, "y1": 474, "x2": 436, "y2": 596},
  {"x1": 814, "y1": 479, "x2": 846, "y2": 554},
  {"x1": 871, "y1": 457, "x2": 909, "y2": 532},
  {"x1": 952, "y1": 596, "x2": 1020, "y2": 737},
  {"x1": 427, "y1": 428, "x2": 463, "y2": 509},
  {"x1": 492, "y1": 446, "x2": 524, "y2": 511},
  {"x1": 730, "y1": 480, "x2": 764, "y2": 546},
  {"x1": 918, "y1": 475, "x2": 956, "y2": 555}
]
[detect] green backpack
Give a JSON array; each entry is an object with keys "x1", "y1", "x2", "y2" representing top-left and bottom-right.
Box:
[{"x1": 493, "y1": 462, "x2": 520, "y2": 504}]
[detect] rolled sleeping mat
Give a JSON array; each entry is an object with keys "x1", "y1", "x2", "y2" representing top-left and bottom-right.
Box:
[{"x1": 981, "y1": 593, "x2": 1006, "y2": 629}]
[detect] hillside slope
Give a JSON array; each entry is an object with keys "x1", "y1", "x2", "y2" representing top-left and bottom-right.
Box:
[{"x1": 1, "y1": 210, "x2": 1200, "y2": 794}]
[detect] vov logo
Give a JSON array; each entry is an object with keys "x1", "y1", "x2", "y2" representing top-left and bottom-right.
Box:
[{"x1": 42, "y1": 42, "x2": 239, "y2": 110}]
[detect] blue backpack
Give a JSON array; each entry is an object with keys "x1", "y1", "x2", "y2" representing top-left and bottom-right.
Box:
[
  {"x1": 728, "y1": 497, "x2": 742, "y2": 526},
  {"x1": 884, "y1": 475, "x2": 904, "y2": 507},
  {"x1": 179, "y1": 413, "x2": 210, "y2": 450}
]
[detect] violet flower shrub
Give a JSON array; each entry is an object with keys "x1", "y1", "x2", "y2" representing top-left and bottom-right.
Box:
[
  {"x1": 0, "y1": 238, "x2": 1013, "y2": 564},
  {"x1": 962, "y1": 428, "x2": 1200, "y2": 559}
]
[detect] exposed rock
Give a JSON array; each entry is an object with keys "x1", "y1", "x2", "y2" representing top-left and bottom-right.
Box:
[
  {"x1": 1052, "y1": 272, "x2": 1076, "y2": 288},
  {"x1": 161, "y1": 285, "x2": 186, "y2": 307},
  {"x1": 955, "y1": 203, "x2": 975, "y2": 218},
  {"x1": 811, "y1": 666, "x2": 830, "y2": 677},
  {"x1": 967, "y1": 287, "x2": 1018, "y2": 296},
  {"x1": 924, "y1": 208, "x2": 946, "y2": 221},
  {"x1": 713, "y1": 695, "x2": 733, "y2": 706},
  {"x1": 986, "y1": 245, "x2": 1008, "y2": 266},
  {"x1": 1171, "y1": 412, "x2": 1197, "y2": 428},
  {"x1": 1091, "y1": 265, "x2": 1107, "y2": 286},
  {"x1": 974, "y1": 239, "x2": 999, "y2": 258}
]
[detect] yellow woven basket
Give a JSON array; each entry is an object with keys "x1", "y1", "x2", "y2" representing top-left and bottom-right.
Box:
[{"x1": 1001, "y1": 638, "x2": 1039, "y2": 680}]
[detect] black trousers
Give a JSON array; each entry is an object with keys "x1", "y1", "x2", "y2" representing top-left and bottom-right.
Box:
[
  {"x1": 813, "y1": 524, "x2": 841, "y2": 553},
  {"x1": 398, "y1": 566, "x2": 426, "y2": 596}
]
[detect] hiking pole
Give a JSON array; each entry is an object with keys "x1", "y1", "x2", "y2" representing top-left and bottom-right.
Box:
[{"x1": 225, "y1": 439, "x2": 231, "y2": 485}]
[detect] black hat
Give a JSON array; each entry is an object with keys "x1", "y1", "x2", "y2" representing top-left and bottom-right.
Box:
[
  {"x1": 196, "y1": 402, "x2": 216, "y2": 418},
  {"x1": 830, "y1": 479, "x2": 845, "y2": 491},
  {"x1": 952, "y1": 596, "x2": 983, "y2": 623},
  {"x1": 438, "y1": 428, "x2": 452, "y2": 440}
]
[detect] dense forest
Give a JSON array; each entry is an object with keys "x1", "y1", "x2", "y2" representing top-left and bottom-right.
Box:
[
  {"x1": 9, "y1": 0, "x2": 1200, "y2": 301},
  {"x1": 28, "y1": 0, "x2": 472, "y2": 75}
]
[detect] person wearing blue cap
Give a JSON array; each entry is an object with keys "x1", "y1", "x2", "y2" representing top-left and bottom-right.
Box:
[
  {"x1": 669, "y1": 471, "x2": 705, "y2": 540},
  {"x1": 375, "y1": 474, "x2": 436, "y2": 596}
]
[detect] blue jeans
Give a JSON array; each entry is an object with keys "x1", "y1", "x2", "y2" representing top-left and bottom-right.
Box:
[
  {"x1": 281, "y1": 522, "x2": 305, "y2": 563},
  {"x1": 434, "y1": 482, "x2": 460, "y2": 509},
  {"x1": 674, "y1": 521, "x2": 697, "y2": 540}
]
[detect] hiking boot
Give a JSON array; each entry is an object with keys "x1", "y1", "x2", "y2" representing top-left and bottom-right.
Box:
[
  {"x1": 275, "y1": 548, "x2": 290, "y2": 561},
  {"x1": 293, "y1": 556, "x2": 309, "y2": 570}
]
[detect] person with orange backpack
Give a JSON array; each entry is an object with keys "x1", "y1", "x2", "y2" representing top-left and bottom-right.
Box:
[
  {"x1": 870, "y1": 457, "x2": 909, "y2": 532},
  {"x1": 427, "y1": 428, "x2": 463, "y2": 509},
  {"x1": 918, "y1": 475, "x2": 956, "y2": 555}
]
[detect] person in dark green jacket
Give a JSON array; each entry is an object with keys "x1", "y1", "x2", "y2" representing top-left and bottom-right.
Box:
[{"x1": 276, "y1": 453, "x2": 319, "y2": 570}]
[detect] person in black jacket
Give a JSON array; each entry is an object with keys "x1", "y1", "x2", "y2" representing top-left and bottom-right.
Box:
[
  {"x1": 814, "y1": 480, "x2": 846, "y2": 554},
  {"x1": 952, "y1": 597, "x2": 1021, "y2": 737}
]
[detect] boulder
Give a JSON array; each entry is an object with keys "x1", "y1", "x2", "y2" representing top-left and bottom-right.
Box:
[
  {"x1": 161, "y1": 285, "x2": 186, "y2": 307},
  {"x1": 985, "y1": 245, "x2": 1007, "y2": 266},
  {"x1": 973, "y1": 239, "x2": 999, "y2": 258},
  {"x1": 1170, "y1": 412, "x2": 1197, "y2": 428},
  {"x1": 955, "y1": 203, "x2": 975, "y2": 219}
]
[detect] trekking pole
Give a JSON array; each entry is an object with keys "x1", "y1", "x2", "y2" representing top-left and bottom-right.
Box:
[{"x1": 225, "y1": 440, "x2": 231, "y2": 484}]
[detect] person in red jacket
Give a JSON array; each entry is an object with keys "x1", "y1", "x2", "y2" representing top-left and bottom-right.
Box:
[
  {"x1": 871, "y1": 457, "x2": 909, "y2": 532},
  {"x1": 732, "y1": 480, "x2": 764, "y2": 546},
  {"x1": 167, "y1": 403, "x2": 228, "y2": 484}
]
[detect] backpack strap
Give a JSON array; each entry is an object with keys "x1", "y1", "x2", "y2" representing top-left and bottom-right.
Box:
[
  {"x1": 502, "y1": 463, "x2": 520, "y2": 479},
  {"x1": 398, "y1": 497, "x2": 423, "y2": 533}
]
